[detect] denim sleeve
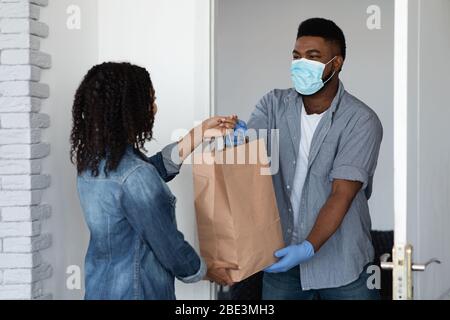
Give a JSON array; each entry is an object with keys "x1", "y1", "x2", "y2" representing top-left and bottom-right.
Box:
[
  {"x1": 329, "y1": 114, "x2": 383, "y2": 191},
  {"x1": 121, "y1": 164, "x2": 205, "y2": 283},
  {"x1": 147, "y1": 142, "x2": 183, "y2": 183}
]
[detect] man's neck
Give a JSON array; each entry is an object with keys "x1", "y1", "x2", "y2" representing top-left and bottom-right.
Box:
[{"x1": 302, "y1": 78, "x2": 340, "y2": 115}]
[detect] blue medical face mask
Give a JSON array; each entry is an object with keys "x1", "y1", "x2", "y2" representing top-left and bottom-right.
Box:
[{"x1": 291, "y1": 56, "x2": 337, "y2": 95}]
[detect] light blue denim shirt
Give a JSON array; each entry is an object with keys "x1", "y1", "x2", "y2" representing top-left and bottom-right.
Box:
[
  {"x1": 247, "y1": 81, "x2": 383, "y2": 290},
  {"x1": 77, "y1": 143, "x2": 206, "y2": 300}
]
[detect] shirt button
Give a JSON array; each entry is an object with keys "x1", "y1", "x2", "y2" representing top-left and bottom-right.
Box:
[
  {"x1": 287, "y1": 185, "x2": 290, "y2": 190},
  {"x1": 288, "y1": 208, "x2": 292, "y2": 212}
]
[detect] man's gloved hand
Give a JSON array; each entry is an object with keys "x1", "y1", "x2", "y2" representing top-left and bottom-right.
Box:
[
  {"x1": 225, "y1": 119, "x2": 248, "y2": 147},
  {"x1": 264, "y1": 240, "x2": 315, "y2": 273}
]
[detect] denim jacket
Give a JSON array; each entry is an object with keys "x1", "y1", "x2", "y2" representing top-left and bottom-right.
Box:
[{"x1": 77, "y1": 143, "x2": 206, "y2": 300}]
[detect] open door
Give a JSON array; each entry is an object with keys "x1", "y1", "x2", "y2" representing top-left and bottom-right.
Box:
[
  {"x1": 213, "y1": 0, "x2": 397, "y2": 300},
  {"x1": 381, "y1": 0, "x2": 450, "y2": 300}
]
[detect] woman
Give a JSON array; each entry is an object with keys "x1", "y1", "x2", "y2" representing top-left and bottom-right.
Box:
[{"x1": 70, "y1": 62, "x2": 237, "y2": 300}]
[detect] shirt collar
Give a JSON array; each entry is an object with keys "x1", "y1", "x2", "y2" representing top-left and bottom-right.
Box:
[
  {"x1": 328, "y1": 80, "x2": 345, "y2": 115},
  {"x1": 290, "y1": 80, "x2": 345, "y2": 116}
]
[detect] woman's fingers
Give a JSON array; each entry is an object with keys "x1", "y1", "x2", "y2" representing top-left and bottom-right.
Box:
[
  {"x1": 221, "y1": 123, "x2": 238, "y2": 131},
  {"x1": 219, "y1": 118, "x2": 238, "y2": 128},
  {"x1": 202, "y1": 115, "x2": 239, "y2": 138},
  {"x1": 207, "y1": 268, "x2": 235, "y2": 287},
  {"x1": 219, "y1": 116, "x2": 237, "y2": 122},
  {"x1": 219, "y1": 124, "x2": 237, "y2": 130}
]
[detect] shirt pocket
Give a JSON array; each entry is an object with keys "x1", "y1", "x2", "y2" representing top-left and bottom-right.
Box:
[{"x1": 310, "y1": 140, "x2": 338, "y2": 177}]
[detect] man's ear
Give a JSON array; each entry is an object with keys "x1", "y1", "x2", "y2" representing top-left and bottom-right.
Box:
[{"x1": 335, "y1": 56, "x2": 344, "y2": 72}]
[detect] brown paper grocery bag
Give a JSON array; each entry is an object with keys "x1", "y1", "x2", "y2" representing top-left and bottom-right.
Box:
[{"x1": 192, "y1": 138, "x2": 285, "y2": 282}]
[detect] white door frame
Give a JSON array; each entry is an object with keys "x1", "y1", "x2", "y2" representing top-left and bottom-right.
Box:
[
  {"x1": 393, "y1": 0, "x2": 409, "y2": 248},
  {"x1": 208, "y1": 0, "x2": 218, "y2": 300},
  {"x1": 392, "y1": 0, "x2": 412, "y2": 300}
]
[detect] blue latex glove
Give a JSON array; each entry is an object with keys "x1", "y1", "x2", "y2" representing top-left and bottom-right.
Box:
[
  {"x1": 225, "y1": 120, "x2": 248, "y2": 147},
  {"x1": 264, "y1": 240, "x2": 315, "y2": 273}
]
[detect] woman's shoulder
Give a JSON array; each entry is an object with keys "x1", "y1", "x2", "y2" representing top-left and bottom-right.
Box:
[
  {"x1": 120, "y1": 161, "x2": 173, "y2": 204},
  {"x1": 77, "y1": 149, "x2": 155, "y2": 184}
]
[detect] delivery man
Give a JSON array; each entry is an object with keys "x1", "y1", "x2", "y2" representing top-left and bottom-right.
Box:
[{"x1": 247, "y1": 18, "x2": 383, "y2": 300}]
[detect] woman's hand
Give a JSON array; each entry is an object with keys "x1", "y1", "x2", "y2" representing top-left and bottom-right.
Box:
[
  {"x1": 177, "y1": 115, "x2": 239, "y2": 163},
  {"x1": 205, "y1": 261, "x2": 239, "y2": 287},
  {"x1": 202, "y1": 115, "x2": 238, "y2": 138}
]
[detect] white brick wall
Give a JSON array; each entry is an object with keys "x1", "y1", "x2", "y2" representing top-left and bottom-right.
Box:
[
  {"x1": 1, "y1": 205, "x2": 51, "y2": 222},
  {"x1": 0, "y1": 19, "x2": 49, "y2": 37},
  {"x1": 0, "y1": 220, "x2": 41, "y2": 237},
  {"x1": 2, "y1": 233, "x2": 51, "y2": 252},
  {"x1": 1, "y1": 174, "x2": 50, "y2": 190},
  {"x1": 0, "y1": 97, "x2": 42, "y2": 113},
  {"x1": 0, "y1": 143, "x2": 50, "y2": 159},
  {"x1": 2, "y1": 263, "x2": 52, "y2": 283},
  {"x1": 0, "y1": 252, "x2": 41, "y2": 268},
  {"x1": 0, "y1": 81, "x2": 49, "y2": 97},
  {"x1": 0, "y1": 33, "x2": 40, "y2": 50},
  {"x1": 0, "y1": 113, "x2": 50, "y2": 128},
  {"x1": 0, "y1": 0, "x2": 52, "y2": 300},
  {"x1": 0, "y1": 65, "x2": 41, "y2": 81},
  {"x1": 1, "y1": 50, "x2": 51, "y2": 68},
  {"x1": 0, "y1": 159, "x2": 42, "y2": 174}
]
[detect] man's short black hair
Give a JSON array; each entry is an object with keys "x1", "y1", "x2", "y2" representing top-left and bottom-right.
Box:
[{"x1": 297, "y1": 18, "x2": 347, "y2": 60}]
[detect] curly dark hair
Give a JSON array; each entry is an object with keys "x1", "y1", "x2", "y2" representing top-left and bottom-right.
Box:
[
  {"x1": 297, "y1": 18, "x2": 347, "y2": 60},
  {"x1": 70, "y1": 62, "x2": 155, "y2": 176}
]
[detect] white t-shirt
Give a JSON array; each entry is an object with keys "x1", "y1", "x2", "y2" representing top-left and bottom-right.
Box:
[{"x1": 290, "y1": 102, "x2": 326, "y2": 242}]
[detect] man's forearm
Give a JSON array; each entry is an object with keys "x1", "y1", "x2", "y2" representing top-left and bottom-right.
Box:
[
  {"x1": 305, "y1": 193, "x2": 351, "y2": 252},
  {"x1": 306, "y1": 179, "x2": 362, "y2": 252}
]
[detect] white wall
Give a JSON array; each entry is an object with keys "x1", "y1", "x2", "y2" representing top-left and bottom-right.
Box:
[
  {"x1": 97, "y1": 0, "x2": 212, "y2": 300},
  {"x1": 39, "y1": 0, "x2": 213, "y2": 300},
  {"x1": 214, "y1": 0, "x2": 395, "y2": 231},
  {"x1": 39, "y1": 0, "x2": 98, "y2": 299}
]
